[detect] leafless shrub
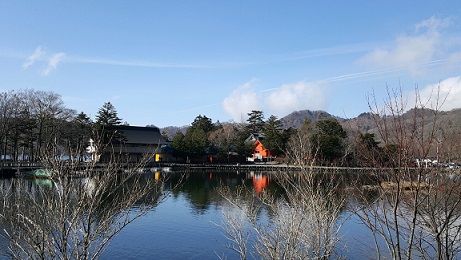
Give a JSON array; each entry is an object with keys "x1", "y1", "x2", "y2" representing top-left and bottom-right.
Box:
[
  {"x1": 414, "y1": 170, "x2": 461, "y2": 260},
  {"x1": 285, "y1": 121, "x2": 319, "y2": 168},
  {"x1": 218, "y1": 170, "x2": 346, "y2": 260},
  {"x1": 262, "y1": 171, "x2": 345, "y2": 260},
  {"x1": 218, "y1": 186, "x2": 262, "y2": 260},
  {"x1": 353, "y1": 86, "x2": 461, "y2": 260},
  {"x1": 0, "y1": 141, "x2": 170, "y2": 259}
]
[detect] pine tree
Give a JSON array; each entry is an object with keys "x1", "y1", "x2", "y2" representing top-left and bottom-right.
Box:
[
  {"x1": 190, "y1": 115, "x2": 214, "y2": 133},
  {"x1": 246, "y1": 110, "x2": 264, "y2": 133},
  {"x1": 171, "y1": 132, "x2": 186, "y2": 157},
  {"x1": 263, "y1": 115, "x2": 284, "y2": 155},
  {"x1": 94, "y1": 102, "x2": 124, "y2": 146},
  {"x1": 74, "y1": 112, "x2": 92, "y2": 156},
  {"x1": 311, "y1": 118, "x2": 347, "y2": 164},
  {"x1": 95, "y1": 102, "x2": 122, "y2": 126}
]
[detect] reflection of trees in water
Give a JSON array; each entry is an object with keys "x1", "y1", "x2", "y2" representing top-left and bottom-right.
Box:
[
  {"x1": 168, "y1": 171, "x2": 249, "y2": 215},
  {"x1": 175, "y1": 173, "x2": 217, "y2": 214},
  {"x1": 406, "y1": 172, "x2": 461, "y2": 259},
  {"x1": 349, "y1": 87, "x2": 461, "y2": 260},
  {"x1": 216, "y1": 168, "x2": 461, "y2": 259},
  {"x1": 419, "y1": 187, "x2": 461, "y2": 258},
  {"x1": 218, "y1": 170, "x2": 347, "y2": 260},
  {"x1": 167, "y1": 170, "x2": 286, "y2": 216},
  {"x1": 354, "y1": 170, "x2": 461, "y2": 260},
  {"x1": 0, "y1": 169, "x2": 165, "y2": 259}
]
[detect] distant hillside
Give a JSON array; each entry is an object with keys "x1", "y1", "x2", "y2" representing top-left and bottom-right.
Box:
[
  {"x1": 280, "y1": 110, "x2": 341, "y2": 129},
  {"x1": 343, "y1": 108, "x2": 461, "y2": 135},
  {"x1": 157, "y1": 108, "x2": 461, "y2": 141},
  {"x1": 159, "y1": 126, "x2": 189, "y2": 140},
  {"x1": 341, "y1": 112, "x2": 378, "y2": 133}
]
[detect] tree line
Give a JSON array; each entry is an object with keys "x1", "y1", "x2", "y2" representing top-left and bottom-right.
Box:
[
  {"x1": 170, "y1": 111, "x2": 293, "y2": 163},
  {"x1": 0, "y1": 89, "x2": 436, "y2": 167},
  {"x1": 169, "y1": 110, "x2": 398, "y2": 166},
  {"x1": 0, "y1": 89, "x2": 124, "y2": 163}
]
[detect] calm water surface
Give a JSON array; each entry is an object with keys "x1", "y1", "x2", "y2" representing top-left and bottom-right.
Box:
[
  {"x1": 0, "y1": 171, "x2": 375, "y2": 259},
  {"x1": 100, "y1": 171, "x2": 374, "y2": 259}
]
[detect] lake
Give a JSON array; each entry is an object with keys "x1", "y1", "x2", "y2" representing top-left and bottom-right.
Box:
[{"x1": 1, "y1": 169, "x2": 459, "y2": 259}]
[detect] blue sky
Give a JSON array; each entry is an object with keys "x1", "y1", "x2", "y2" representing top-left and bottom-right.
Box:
[{"x1": 1, "y1": 1, "x2": 461, "y2": 127}]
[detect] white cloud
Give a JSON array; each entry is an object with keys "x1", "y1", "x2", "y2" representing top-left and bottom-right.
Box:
[
  {"x1": 222, "y1": 80, "x2": 260, "y2": 122},
  {"x1": 415, "y1": 16, "x2": 452, "y2": 32},
  {"x1": 419, "y1": 76, "x2": 461, "y2": 111},
  {"x1": 22, "y1": 46, "x2": 45, "y2": 69},
  {"x1": 360, "y1": 16, "x2": 459, "y2": 74},
  {"x1": 361, "y1": 33, "x2": 439, "y2": 72},
  {"x1": 21, "y1": 46, "x2": 68, "y2": 76},
  {"x1": 223, "y1": 80, "x2": 328, "y2": 121},
  {"x1": 266, "y1": 82, "x2": 326, "y2": 117},
  {"x1": 42, "y1": 52, "x2": 66, "y2": 76}
]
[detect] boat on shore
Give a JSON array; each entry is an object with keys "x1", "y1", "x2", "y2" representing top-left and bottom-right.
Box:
[{"x1": 26, "y1": 169, "x2": 52, "y2": 179}]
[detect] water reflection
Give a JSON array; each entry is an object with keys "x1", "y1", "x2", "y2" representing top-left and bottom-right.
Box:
[
  {"x1": 165, "y1": 170, "x2": 278, "y2": 215},
  {"x1": 167, "y1": 170, "x2": 461, "y2": 259},
  {"x1": 0, "y1": 171, "x2": 164, "y2": 259},
  {"x1": 2, "y1": 169, "x2": 460, "y2": 259},
  {"x1": 250, "y1": 172, "x2": 269, "y2": 194}
]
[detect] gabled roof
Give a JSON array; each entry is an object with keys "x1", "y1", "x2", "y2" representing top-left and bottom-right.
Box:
[
  {"x1": 245, "y1": 133, "x2": 266, "y2": 143},
  {"x1": 115, "y1": 125, "x2": 168, "y2": 145}
]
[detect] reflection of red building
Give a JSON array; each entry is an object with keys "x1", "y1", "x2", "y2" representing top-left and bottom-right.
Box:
[{"x1": 252, "y1": 174, "x2": 269, "y2": 194}]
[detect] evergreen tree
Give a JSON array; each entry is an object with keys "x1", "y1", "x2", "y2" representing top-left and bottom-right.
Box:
[
  {"x1": 184, "y1": 115, "x2": 215, "y2": 158},
  {"x1": 171, "y1": 132, "x2": 186, "y2": 157},
  {"x1": 95, "y1": 102, "x2": 122, "y2": 126},
  {"x1": 246, "y1": 110, "x2": 264, "y2": 133},
  {"x1": 94, "y1": 102, "x2": 124, "y2": 145},
  {"x1": 263, "y1": 115, "x2": 284, "y2": 156},
  {"x1": 360, "y1": 133, "x2": 380, "y2": 149},
  {"x1": 190, "y1": 115, "x2": 214, "y2": 133},
  {"x1": 355, "y1": 133, "x2": 382, "y2": 167},
  {"x1": 311, "y1": 118, "x2": 347, "y2": 164},
  {"x1": 172, "y1": 115, "x2": 217, "y2": 161},
  {"x1": 74, "y1": 112, "x2": 92, "y2": 156},
  {"x1": 184, "y1": 127, "x2": 208, "y2": 156}
]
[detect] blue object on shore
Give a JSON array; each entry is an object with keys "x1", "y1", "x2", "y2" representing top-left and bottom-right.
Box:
[{"x1": 28, "y1": 169, "x2": 52, "y2": 178}]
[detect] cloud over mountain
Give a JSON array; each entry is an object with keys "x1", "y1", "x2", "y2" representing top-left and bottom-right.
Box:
[
  {"x1": 223, "y1": 80, "x2": 326, "y2": 121},
  {"x1": 222, "y1": 80, "x2": 260, "y2": 122},
  {"x1": 265, "y1": 81, "x2": 326, "y2": 117},
  {"x1": 420, "y1": 76, "x2": 461, "y2": 111}
]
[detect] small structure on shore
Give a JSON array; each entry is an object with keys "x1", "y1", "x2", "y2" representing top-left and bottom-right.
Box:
[{"x1": 245, "y1": 133, "x2": 272, "y2": 162}]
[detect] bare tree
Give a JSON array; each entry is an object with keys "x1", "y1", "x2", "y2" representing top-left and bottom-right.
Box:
[
  {"x1": 255, "y1": 171, "x2": 345, "y2": 260},
  {"x1": 219, "y1": 127, "x2": 345, "y2": 260},
  {"x1": 353, "y1": 86, "x2": 461, "y2": 260},
  {"x1": 415, "y1": 171, "x2": 461, "y2": 260},
  {"x1": 0, "y1": 89, "x2": 80, "y2": 163},
  {"x1": 218, "y1": 186, "x2": 262, "y2": 260},
  {"x1": 0, "y1": 137, "x2": 170, "y2": 259},
  {"x1": 285, "y1": 120, "x2": 319, "y2": 168}
]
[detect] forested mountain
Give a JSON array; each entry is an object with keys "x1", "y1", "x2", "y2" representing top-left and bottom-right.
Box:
[
  {"x1": 342, "y1": 108, "x2": 461, "y2": 135},
  {"x1": 279, "y1": 110, "x2": 340, "y2": 129},
  {"x1": 278, "y1": 108, "x2": 461, "y2": 135},
  {"x1": 160, "y1": 108, "x2": 461, "y2": 141}
]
